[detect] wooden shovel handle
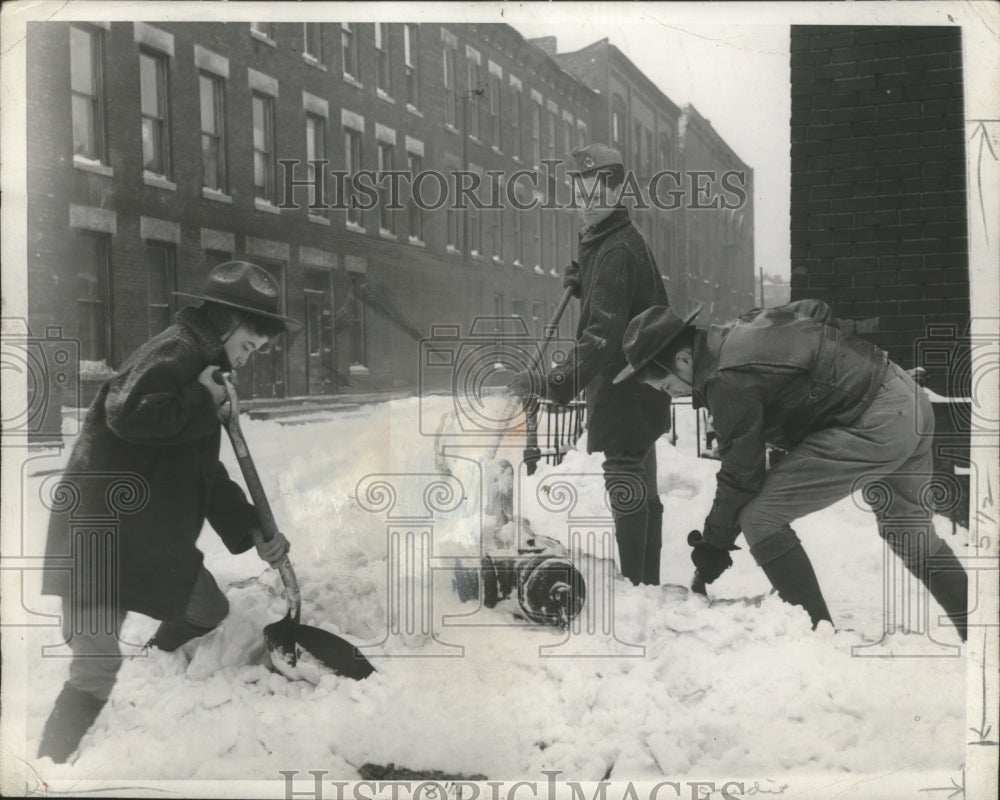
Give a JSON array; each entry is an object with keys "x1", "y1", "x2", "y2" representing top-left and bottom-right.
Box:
[{"x1": 214, "y1": 370, "x2": 301, "y2": 621}]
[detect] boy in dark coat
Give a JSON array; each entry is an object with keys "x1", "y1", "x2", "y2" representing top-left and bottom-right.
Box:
[
  {"x1": 38, "y1": 261, "x2": 299, "y2": 763},
  {"x1": 613, "y1": 300, "x2": 968, "y2": 639},
  {"x1": 510, "y1": 144, "x2": 671, "y2": 586}
]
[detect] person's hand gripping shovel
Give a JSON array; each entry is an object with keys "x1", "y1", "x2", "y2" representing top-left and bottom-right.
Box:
[{"x1": 214, "y1": 370, "x2": 375, "y2": 681}]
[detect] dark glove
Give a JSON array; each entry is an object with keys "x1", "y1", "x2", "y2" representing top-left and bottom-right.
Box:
[
  {"x1": 562, "y1": 261, "x2": 581, "y2": 299},
  {"x1": 688, "y1": 530, "x2": 733, "y2": 585}
]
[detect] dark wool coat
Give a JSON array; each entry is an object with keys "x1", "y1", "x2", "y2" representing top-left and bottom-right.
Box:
[
  {"x1": 42, "y1": 307, "x2": 258, "y2": 621},
  {"x1": 546, "y1": 208, "x2": 671, "y2": 453},
  {"x1": 692, "y1": 301, "x2": 890, "y2": 548}
]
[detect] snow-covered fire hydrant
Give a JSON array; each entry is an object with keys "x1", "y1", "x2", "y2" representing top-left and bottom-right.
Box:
[{"x1": 452, "y1": 529, "x2": 586, "y2": 628}]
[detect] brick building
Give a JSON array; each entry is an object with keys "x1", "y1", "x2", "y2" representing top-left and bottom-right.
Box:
[
  {"x1": 788, "y1": 25, "x2": 969, "y2": 394},
  {"x1": 547, "y1": 37, "x2": 755, "y2": 322},
  {"x1": 27, "y1": 21, "x2": 595, "y2": 405},
  {"x1": 678, "y1": 104, "x2": 756, "y2": 320},
  {"x1": 26, "y1": 20, "x2": 754, "y2": 410}
]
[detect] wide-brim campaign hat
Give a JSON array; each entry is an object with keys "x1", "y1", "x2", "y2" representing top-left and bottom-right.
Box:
[
  {"x1": 174, "y1": 260, "x2": 301, "y2": 330},
  {"x1": 613, "y1": 304, "x2": 702, "y2": 384}
]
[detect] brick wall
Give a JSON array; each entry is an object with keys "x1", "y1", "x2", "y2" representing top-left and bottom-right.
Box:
[{"x1": 789, "y1": 25, "x2": 969, "y2": 396}]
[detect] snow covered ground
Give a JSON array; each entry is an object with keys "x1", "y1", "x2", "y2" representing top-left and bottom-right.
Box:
[{"x1": 16, "y1": 394, "x2": 967, "y2": 791}]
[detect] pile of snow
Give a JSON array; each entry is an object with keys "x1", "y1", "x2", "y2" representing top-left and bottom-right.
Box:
[{"x1": 19, "y1": 394, "x2": 966, "y2": 784}]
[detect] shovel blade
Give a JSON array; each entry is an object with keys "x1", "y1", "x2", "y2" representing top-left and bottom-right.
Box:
[{"x1": 264, "y1": 614, "x2": 375, "y2": 681}]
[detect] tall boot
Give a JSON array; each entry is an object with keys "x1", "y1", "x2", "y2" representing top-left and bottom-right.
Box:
[
  {"x1": 614, "y1": 511, "x2": 647, "y2": 586},
  {"x1": 37, "y1": 683, "x2": 107, "y2": 763},
  {"x1": 760, "y1": 544, "x2": 833, "y2": 629},
  {"x1": 147, "y1": 619, "x2": 216, "y2": 652},
  {"x1": 642, "y1": 498, "x2": 664, "y2": 586},
  {"x1": 924, "y1": 545, "x2": 968, "y2": 642}
]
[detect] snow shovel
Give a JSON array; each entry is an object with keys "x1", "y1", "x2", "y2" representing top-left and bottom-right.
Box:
[{"x1": 214, "y1": 370, "x2": 375, "y2": 680}]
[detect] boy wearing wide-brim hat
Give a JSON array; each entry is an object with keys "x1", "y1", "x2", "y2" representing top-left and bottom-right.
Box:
[
  {"x1": 615, "y1": 299, "x2": 968, "y2": 640},
  {"x1": 38, "y1": 261, "x2": 300, "y2": 764},
  {"x1": 509, "y1": 144, "x2": 672, "y2": 587}
]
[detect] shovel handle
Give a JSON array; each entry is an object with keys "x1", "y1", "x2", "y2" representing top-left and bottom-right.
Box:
[
  {"x1": 490, "y1": 285, "x2": 576, "y2": 460},
  {"x1": 214, "y1": 370, "x2": 301, "y2": 621}
]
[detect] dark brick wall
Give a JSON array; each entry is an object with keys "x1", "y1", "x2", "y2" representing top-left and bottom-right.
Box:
[{"x1": 789, "y1": 25, "x2": 970, "y2": 396}]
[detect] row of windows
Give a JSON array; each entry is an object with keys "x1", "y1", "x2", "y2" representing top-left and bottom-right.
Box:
[
  {"x1": 609, "y1": 102, "x2": 674, "y2": 178},
  {"x1": 71, "y1": 23, "x2": 591, "y2": 260},
  {"x1": 245, "y1": 22, "x2": 590, "y2": 161},
  {"x1": 72, "y1": 230, "x2": 367, "y2": 370}
]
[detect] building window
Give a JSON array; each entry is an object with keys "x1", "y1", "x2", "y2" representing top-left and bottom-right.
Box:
[
  {"x1": 532, "y1": 301, "x2": 545, "y2": 338},
  {"x1": 342, "y1": 23, "x2": 359, "y2": 80},
  {"x1": 348, "y1": 273, "x2": 366, "y2": 367},
  {"x1": 563, "y1": 119, "x2": 572, "y2": 160},
  {"x1": 446, "y1": 205, "x2": 460, "y2": 253},
  {"x1": 531, "y1": 101, "x2": 541, "y2": 166},
  {"x1": 145, "y1": 242, "x2": 175, "y2": 337},
  {"x1": 378, "y1": 140, "x2": 395, "y2": 234},
  {"x1": 375, "y1": 23, "x2": 391, "y2": 97},
  {"x1": 250, "y1": 22, "x2": 274, "y2": 40},
  {"x1": 577, "y1": 121, "x2": 587, "y2": 148},
  {"x1": 511, "y1": 299, "x2": 526, "y2": 330},
  {"x1": 488, "y1": 74, "x2": 501, "y2": 146},
  {"x1": 467, "y1": 59, "x2": 480, "y2": 139},
  {"x1": 547, "y1": 110, "x2": 557, "y2": 161},
  {"x1": 204, "y1": 248, "x2": 231, "y2": 268},
  {"x1": 469, "y1": 177, "x2": 482, "y2": 256},
  {"x1": 139, "y1": 50, "x2": 170, "y2": 177},
  {"x1": 70, "y1": 25, "x2": 105, "y2": 162},
  {"x1": 550, "y1": 213, "x2": 558, "y2": 273},
  {"x1": 303, "y1": 23, "x2": 323, "y2": 63},
  {"x1": 645, "y1": 128, "x2": 654, "y2": 177},
  {"x1": 512, "y1": 209, "x2": 524, "y2": 265},
  {"x1": 659, "y1": 133, "x2": 671, "y2": 170},
  {"x1": 404, "y1": 24, "x2": 420, "y2": 109},
  {"x1": 443, "y1": 46, "x2": 457, "y2": 128},
  {"x1": 510, "y1": 86, "x2": 522, "y2": 159},
  {"x1": 492, "y1": 206, "x2": 503, "y2": 262},
  {"x1": 407, "y1": 151, "x2": 424, "y2": 241},
  {"x1": 344, "y1": 126, "x2": 363, "y2": 228},
  {"x1": 535, "y1": 206, "x2": 543, "y2": 268},
  {"x1": 633, "y1": 121, "x2": 642, "y2": 172},
  {"x1": 252, "y1": 93, "x2": 275, "y2": 202},
  {"x1": 611, "y1": 99, "x2": 625, "y2": 152},
  {"x1": 305, "y1": 112, "x2": 326, "y2": 211},
  {"x1": 199, "y1": 72, "x2": 226, "y2": 191},
  {"x1": 76, "y1": 231, "x2": 111, "y2": 362}
]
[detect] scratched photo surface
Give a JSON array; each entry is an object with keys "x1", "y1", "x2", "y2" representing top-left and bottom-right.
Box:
[{"x1": 1, "y1": 2, "x2": 997, "y2": 799}]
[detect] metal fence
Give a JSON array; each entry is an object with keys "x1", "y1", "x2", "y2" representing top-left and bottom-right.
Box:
[{"x1": 523, "y1": 398, "x2": 588, "y2": 474}]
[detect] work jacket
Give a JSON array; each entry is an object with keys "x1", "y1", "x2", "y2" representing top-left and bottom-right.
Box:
[
  {"x1": 547, "y1": 207, "x2": 671, "y2": 453},
  {"x1": 693, "y1": 301, "x2": 889, "y2": 548}
]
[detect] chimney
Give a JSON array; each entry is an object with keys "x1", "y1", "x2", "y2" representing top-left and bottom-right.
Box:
[{"x1": 530, "y1": 36, "x2": 558, "y2": 56}]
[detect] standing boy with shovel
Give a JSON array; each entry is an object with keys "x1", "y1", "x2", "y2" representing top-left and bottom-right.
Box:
[
  {"x1": 509, "y1": 144, "x2": 672, "y2": 586},
  {"x1": 38, "y1": 261, "x2": 298, "y2": 764}
]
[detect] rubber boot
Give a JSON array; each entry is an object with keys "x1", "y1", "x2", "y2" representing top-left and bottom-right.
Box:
[
  {"x1": 37, "y1": 683, "x2": 107, "y2": 763},
  {"x1": 614, "y1": 510, "x2": 647, "y2": 586},
  {"x1": 924, "y1": 545, "x2": 968, "y2": 642},
  {"x1": 642, "y1": 498, "x2": 664, "y2": 586},
  {"x1": 147, "y1": 619, "x2": 216, "y2": 652},
  {"x1": 760, "y1": 544, "x2": 833, "y2": 629}
]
